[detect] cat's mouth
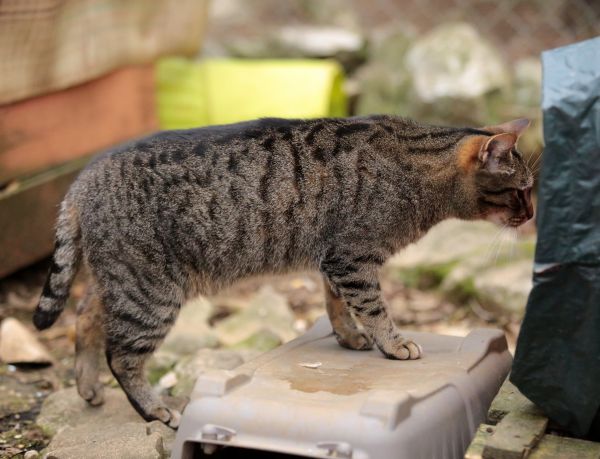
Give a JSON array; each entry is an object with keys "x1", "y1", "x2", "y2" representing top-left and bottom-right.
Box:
[{"x1": 485, "y1": 209, "x2": 531, "y2": 227}]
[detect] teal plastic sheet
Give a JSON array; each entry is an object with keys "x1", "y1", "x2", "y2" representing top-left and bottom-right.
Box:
[{"x1": 511, "y1": 37, "x2": 600, "y2": 437}]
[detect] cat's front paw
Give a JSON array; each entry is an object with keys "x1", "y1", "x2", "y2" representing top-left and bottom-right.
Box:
[
  {"x1": 153, "y1": 406, "x2": 182, "y2": 429},
  {"x1": 379, "y1": 339, "x2": 422, "y2": 360},
  {"x1": 334, "y1": 328, "x2": 374, "y2": 351}
]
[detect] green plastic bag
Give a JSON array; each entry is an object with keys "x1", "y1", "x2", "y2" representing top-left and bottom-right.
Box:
[
  {"x1": 511, "y1": 37, "x2": 600, "y2": 437},
  {"x1": 157, "y1": 58, "x2": 347, "y2": 129}
]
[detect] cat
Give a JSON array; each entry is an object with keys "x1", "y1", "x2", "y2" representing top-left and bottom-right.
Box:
[{"x1": 33, "y1": 115, "x2": 533, "y2": 427}]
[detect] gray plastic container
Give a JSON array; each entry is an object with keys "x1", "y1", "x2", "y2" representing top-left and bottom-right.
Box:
[{"x1": 172, "y1": 317, "x2": 511, "y2": 459}]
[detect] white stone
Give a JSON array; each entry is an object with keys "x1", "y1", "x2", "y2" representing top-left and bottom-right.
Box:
[
  {"x1": 405, "y1": 23, "x2": 509, "y2": 102},
  {"x1": 0, "y1": 317, "x2": 53, "y2": 365}
]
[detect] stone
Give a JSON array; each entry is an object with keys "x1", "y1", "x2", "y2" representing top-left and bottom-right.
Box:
[
  {"x1": 388, "y1": 219, "x2": 535, "y2": 316},
  {"x1": 37, "y1": 387, "x2": 142, "y2": 436},
  {"x1": 38, "y1": 388, "x2": 176, "y2": 458},
  {"x1": 44, "y1": 422, "x2": 170, "y2": 459},
  {"x1": 514, "y1": 57, "x2": 542, "y2": 108},
  {"x1": 231, "y1": 328, "x2": 282, "y2": 352},
  {"x1": 276, "y1": 25, "x2": 364, "y2": 57},
  {"x1": 214, "y1": 286, "x2": 297, "y2": 347},
  {"x1": 354, "y1": 28, "x2": 414, "y2": 116},
  {"x1": 405, "y1": 23, "x2": 509, "y2": 102},
  {"x1": 472, "y1": 260, "x2": 533, "y2": 315},
  {"x1": 171, "y1": 349, "x2": 247, "y2": 398},
  {"x1": 0, "y1": 318, "x2": 53, "y2": 365},
  {"x1": 160, "y1": 297, "x2": 218, "y2": 355},
  {"x1": 24, "y1": 451, "x2": 39, "y2": 459}
]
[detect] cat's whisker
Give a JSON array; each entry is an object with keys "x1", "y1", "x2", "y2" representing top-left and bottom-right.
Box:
[
  {"x1": 508, "y1": 227, "x2": 518, "y2": 261},
  {"x1": 493, "y1": 227, "x2": 507, "y2": 265},
  {"x1": 486, "y1": 224, "x2": 507, "y2": 261},
  {"x1": 531, "y1": 152, "x2": 543, "y2": 171}
]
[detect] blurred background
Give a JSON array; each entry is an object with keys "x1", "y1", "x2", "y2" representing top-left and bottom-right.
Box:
[{"x1": 0, "y1": 0, "x2": 599, "y2": 455}]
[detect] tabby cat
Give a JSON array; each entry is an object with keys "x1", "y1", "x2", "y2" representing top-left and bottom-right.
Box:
[{"x1": 33, "y1": 115, "x2": 533, "y2": 427}]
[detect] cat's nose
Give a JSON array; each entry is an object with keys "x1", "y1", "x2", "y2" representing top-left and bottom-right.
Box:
[{"x1": 519, "y1": 187, "x2": 534, "y2": 220}]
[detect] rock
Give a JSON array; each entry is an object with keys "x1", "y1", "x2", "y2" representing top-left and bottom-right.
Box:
[
  {"x1": 44, "y1": 422, "x2": 170, "y2": 459},
  {"x1": 214, "y1": 286, "x2": 297, "y2": 347},
  {"x1": 0, "y1": 318, "x2": 53, "y2": 365},
  {"x1": 171, "y1": 349, "x2": 249, "y2": 398},
  {"x1": 147, "y1": 350, "x2": 179, "y2": 386},
  {"x1": 472, "y1": 260, "x2": 534, "y2": 315},
  {"x1": 24, "y1": 451, "x2": 39, "y2": 459},
  {"x1": 231, "y1": 328, "x2": 282, "y2": 352},
  {"x1": 514, "y1": 57, "x2": 542, "y2": 108},
  {"x1": 354, "y1": 28, "x2": 414, "y2": 115},
  {"x1": 160, "y1": 297, "x2": 218, "y2": 355},
  {"x1": 157, "y1": 371, "x2": 178, "y2": 390},
  {"x1": 38, "y1": 388, "x2": 175, "y2": 458},
  {"x1": 37, "y1": 387, "x2": 142, "y2": 436},
  {"x1": 276, "y1": 25, "x2": 365, "y2": 57},
  {"x1": 405, "y1": 23, "x2": 509, "y2": 102},
  {"x1": 388, "y1": 219, "x2": 535, "y2": 316}
]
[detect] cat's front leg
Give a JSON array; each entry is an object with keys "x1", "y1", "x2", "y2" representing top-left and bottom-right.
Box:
[
  {"x1": 321, "y1": 259, "x2": 422, "y2": 360},
  {"x1": 323, "y1": 276, "x2": 374, "y2": 350}
]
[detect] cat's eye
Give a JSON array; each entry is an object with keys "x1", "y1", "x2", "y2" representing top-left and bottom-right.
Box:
[{"x1": 486, "y1": 187, "x2": 516, "y2": 196}]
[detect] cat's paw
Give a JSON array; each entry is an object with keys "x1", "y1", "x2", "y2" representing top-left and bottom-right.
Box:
[
  {"x1": 379, "y1": 339, "x2": 422, "y2": 360},
  {"x1": 335, "y1": 328, "x2": 374, "y2": 351},
  {"x1": 153, "y1": 406, "x2": 182, "y2": 429},
  {"x1": 75, "y1": 357, "x2": 105, "y2": 406},
  {"x1": 77, "y1": 381, "x2": 105, "y2": 406}
]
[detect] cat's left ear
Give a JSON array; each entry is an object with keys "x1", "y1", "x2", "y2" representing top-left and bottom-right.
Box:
[
  {"x1": 479, "y1": 133, "x2": 516, "y2": 173},
  {"x1": 482, "y1": 118, "x2": 530, "y2": 138}
]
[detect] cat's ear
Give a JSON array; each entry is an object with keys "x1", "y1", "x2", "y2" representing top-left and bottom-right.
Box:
[
  {"x1": 479, "y1": 133, "x2": 516, "y2": 173},
  {"x1": 482, "y1": 118, "x2": 530, "y2": 138},
  {"x1": 457, "y1": 132, "x2": 517, "y2": 172}
]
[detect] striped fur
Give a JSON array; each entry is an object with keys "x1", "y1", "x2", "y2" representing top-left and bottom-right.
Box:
[{"x1": 33, "y1": 115, "x2": 533, "y2": 427}]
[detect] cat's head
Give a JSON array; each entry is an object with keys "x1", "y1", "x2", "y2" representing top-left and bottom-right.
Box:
[{"x1": 457, "y1": 119, "x2": 534, "y2": 227}]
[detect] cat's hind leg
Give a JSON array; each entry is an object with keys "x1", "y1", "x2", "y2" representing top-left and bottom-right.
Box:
[
  {"x1": 75, "y1": 282, "x2": 106, "y2": 406},
  {"x1": 101, "y1": 282, "x2": 183, "y2": 428},
  {"x1": 323, "y1": 277, "x2": 373, "y2": 350}
]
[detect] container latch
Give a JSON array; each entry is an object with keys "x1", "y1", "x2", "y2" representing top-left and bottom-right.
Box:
[
  {"x1": 200, "y1": 424, "x2": 236, "y2": 455},
  {"x1": 317, "y1": 441, "x2": 353, "y2": 458}
]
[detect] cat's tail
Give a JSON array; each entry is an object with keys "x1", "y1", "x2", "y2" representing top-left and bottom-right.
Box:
[{"x1": 33, "y1": 196, "x2": 82, "y2": 330}]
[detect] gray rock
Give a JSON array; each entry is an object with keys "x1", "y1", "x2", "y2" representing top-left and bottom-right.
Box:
[
  {"x1": 161, "y1": 297, "x2": 218, "y2": 355},
  {"x1": 37, "y1": 387, "x2": 142, "y2": 436},
  {"x1": 231, "y1": 328, "x2": 282, "y2": 352},
  {"x1": 276, "y1": 25, "x2": 365, "y2": 57},
  {"x1": 388, "y1": 219, "x2": 535, "y2": 316},
  {"x1": 44, "y1": 422, "x2": 169, "y2": 459},
  {"x1": 38, "y1": 388, "x2": 175, "y2": 459},
  {"x1": 171, "y1": 349, "x2": 251, "y2": 398},
  {"x1": 405, "y1": 23, "x2": 509, "y2": 102},
  {"x1": 514, "y1": 57, "x2": 542, "y2": 108},
  {"x1": 472, "y1": 260, "x2": 534, "y2": 315},
  {"x1": 355, "y1": 29, "x2": 414, "y2": 116},
  {"x1": 214, "y1": 286, "x2": 297, "y2": 347}
]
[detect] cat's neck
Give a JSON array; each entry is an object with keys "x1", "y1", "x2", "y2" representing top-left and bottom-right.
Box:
[{"x1": 380, "y1": 117, "x2": 471, "y2": 235}]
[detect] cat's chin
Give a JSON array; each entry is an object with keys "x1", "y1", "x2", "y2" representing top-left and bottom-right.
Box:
[{"x1": 483, "y1": 211, "x2": 511, "y2": 227}]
